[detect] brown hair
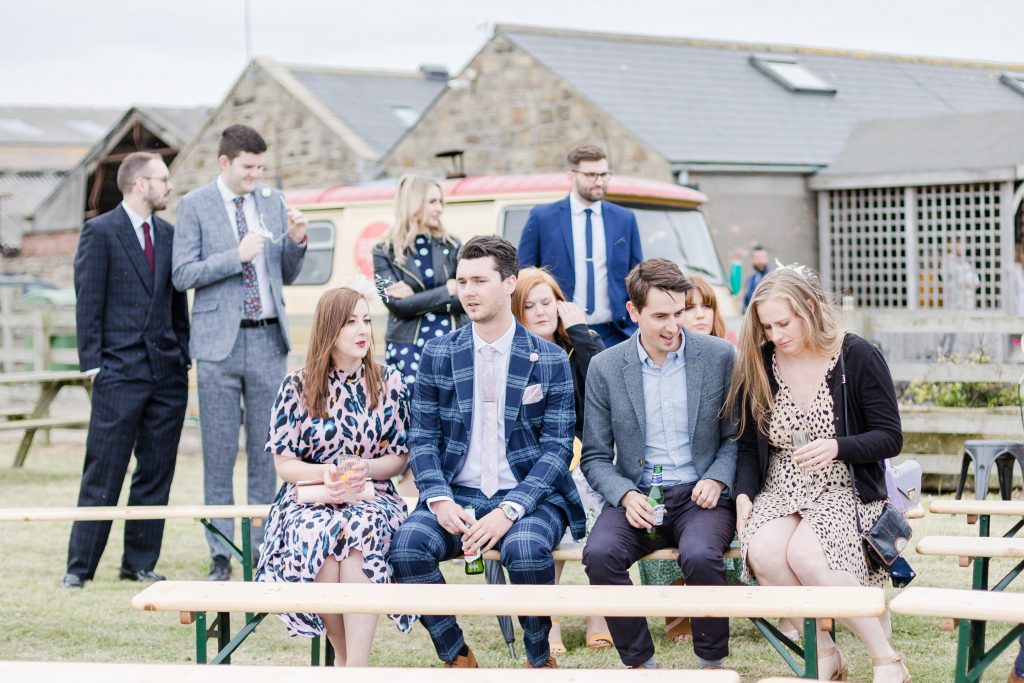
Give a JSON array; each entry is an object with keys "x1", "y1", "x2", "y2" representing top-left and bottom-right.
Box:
[
  {"x1": 626, "y1": 258, "x2": 692, "y2": 311},
  {"x1": 116, "y1": 152, "x2": 161, "y2": 193},
  {"x1": 303, "y1": 288, "x2": 384, "y2": 418},
  {"x1": 218, "y1": 124, "x2": 267, "y2": 160},
  {"x1": 685, "y1": 273, "x2": 727, "y2": 339},
  {"x1": 566, "y1": 143, "x2": 607, "y2": 167},
  {"x1": 512, "y1": 267, "x2": 571, "y2": 349},
  {"x1": 724, "y1": 267, "x2": 843, "y2": 437},
  {"x1": 459, "y1": 235, "x2": 519, "y2": 280},
  {"x1": 381, "y1": 174, "x2": 452, "y2": 267}
]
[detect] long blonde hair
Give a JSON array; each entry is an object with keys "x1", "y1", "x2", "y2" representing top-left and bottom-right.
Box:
[
  {"x1": 724, "y1": 267, "x2": 844, "y2": 436},
  {"x1": 685, "y1": 273, "x2": 727, "y2": 339},
  {"x1": 512, "y1": 267, "x2": 572, "y2": 349},
  {"x1": 303, "y1": 288, "x2": 384, "y2": 418},
  {"x1": 381, "y1": 174, "x2": 451, "y2": 266}
]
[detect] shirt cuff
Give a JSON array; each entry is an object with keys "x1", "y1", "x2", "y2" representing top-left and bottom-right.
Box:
[
  {"x1": 426, "y1": 496, "x2": 453, "y2": 514},
  {"x1": 502, "y1": 501, "x2": 526, "y2": 519},
  {"x1": 84, "y1": 367, "x2": 100, "y2": 376}
]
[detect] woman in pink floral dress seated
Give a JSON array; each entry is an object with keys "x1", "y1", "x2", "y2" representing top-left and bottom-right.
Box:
[{"x1": 256, "y1": 287, "x2": 414, "y2": 666}]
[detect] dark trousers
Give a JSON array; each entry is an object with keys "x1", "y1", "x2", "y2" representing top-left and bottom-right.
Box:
[
  {"x1": 582, "y1": 482, "x2": 735, "y2": 664},
  {"x1": 389, "y1": 486, "x2": 567, "y2": 667},
  {"x1": 66, "y1": 370, "x2": 188, "y2": 579}
]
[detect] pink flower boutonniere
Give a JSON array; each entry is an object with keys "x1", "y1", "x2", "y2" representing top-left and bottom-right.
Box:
[{"x1": 529, "y1": 352, "x2": 539, "y2": 362}]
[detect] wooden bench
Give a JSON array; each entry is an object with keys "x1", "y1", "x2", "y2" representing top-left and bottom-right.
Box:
[
  {"x1": 890, "y1": 586, "x2": 1024, "y2": 683},
  {"x1": 132, "y1": 580, "x2": 884, "y2": 677},
  {"x1": 0, "y1": 504, "x2": 268, "y2": 581},
  {"x1": 0, "y1": 369, "x2": 94, "y2": 467},
  {"x1": 0, "y1": 661, "x2": 738, "y2": 682},
  {"x1": 929, "y1": 498, "x2": 1024, "y2": 537},
  {"x1": 914, "y1": 535, "x2": 1024, "y2": 591}
]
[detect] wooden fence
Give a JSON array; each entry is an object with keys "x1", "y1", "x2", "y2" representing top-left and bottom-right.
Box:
[{"x1": 0, "y1": 290, "x2": 77, "y2": 372}]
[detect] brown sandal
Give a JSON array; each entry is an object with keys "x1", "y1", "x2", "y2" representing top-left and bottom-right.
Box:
[
  {"x1": 818, "y1": 646, "x2": 849, "y2": 681},
  {"x1": 871, "y1": 652, "x2": 911, "y2": 683}
]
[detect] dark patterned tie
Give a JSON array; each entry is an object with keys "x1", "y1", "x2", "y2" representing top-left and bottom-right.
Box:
[
  {"x1": 235, "y1": 196, "x2": 262, "y2": 319},
  {"x1": 141, "y1": 221, "x2": 154, "y2": 274}
]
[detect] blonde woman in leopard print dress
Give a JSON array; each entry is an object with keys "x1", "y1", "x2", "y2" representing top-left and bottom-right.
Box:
[{"x1": 725, "y1": 268, "x2": 910, "y2": 683}]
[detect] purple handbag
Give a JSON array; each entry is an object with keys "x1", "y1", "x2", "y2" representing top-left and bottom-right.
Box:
[{"x1": 884, "y1": 459, "x2": 922, "y2": 515}]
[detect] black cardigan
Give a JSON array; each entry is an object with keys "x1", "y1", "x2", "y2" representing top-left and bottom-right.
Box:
[
  {"x1": 734, "y1": 333, "x2": 902, "y2": 504},
  {"x1": 565, "y1": 324, "x2": 605, "y2": 440},
  {"x1": 372, "y1": 236, "x2": 467, "y2": 345}
]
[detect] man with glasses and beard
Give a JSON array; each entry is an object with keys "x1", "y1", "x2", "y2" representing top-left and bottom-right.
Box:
[
  {"x1": 518, "y1": 143, "x2": 642, "y2": 347},
  {"x1": 63, "y1": 152, "x2": 190, "y2": 589}
]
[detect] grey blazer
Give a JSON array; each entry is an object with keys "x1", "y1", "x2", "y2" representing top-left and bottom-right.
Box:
[
  {"x1": 172, "y1": 180, "x2": 306, "y2": 362},
  {"x1": 580, "y1": 329, "x2": 738, "y2": 508}
]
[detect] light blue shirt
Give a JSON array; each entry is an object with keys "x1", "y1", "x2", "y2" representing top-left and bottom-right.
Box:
[{"x1": 637, "y1": 333, "x2": 697, "y2": 488}]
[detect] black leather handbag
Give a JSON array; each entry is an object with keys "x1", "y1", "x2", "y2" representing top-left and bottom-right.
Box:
[{"x1": 840, "y1": 352, "x2": 913, "y2": 575}]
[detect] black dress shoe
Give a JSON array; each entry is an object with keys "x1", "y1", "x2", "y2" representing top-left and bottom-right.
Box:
[
  {"x1": 208, "y1": 556, "x2": 231, "y2": 581},
  {"x1": 60, "y1": 573, "x2": 85, "y2": 589},
  {"x1": 119, "y1": 568, "x2": 166, "y2": 582}
]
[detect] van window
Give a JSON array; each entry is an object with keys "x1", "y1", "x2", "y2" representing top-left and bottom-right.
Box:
[
  {"x1": 501, "y1": 206, "x2": 532, "y2": 246},
  {"x1": 292, "y1": 221, "x2": 335, "y2": 285},
  {"x1": 502, "y1": 204, "x2": 724, "y2": 285},
  {"x1": 629, "y1": 207, "x2": 725, "y2": 285}
]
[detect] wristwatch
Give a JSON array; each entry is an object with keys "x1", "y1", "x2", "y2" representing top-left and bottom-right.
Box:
[{"x1": 497, "y1": 502, "x2": 520, "y2": 522}]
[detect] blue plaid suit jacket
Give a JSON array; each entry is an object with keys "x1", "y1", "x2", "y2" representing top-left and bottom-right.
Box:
[{"x1": 410, "y1": 321, "x2": 586, "y2": 540}]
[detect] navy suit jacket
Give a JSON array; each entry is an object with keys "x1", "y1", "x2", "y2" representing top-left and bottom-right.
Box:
[
  {"x1": 409, "y1": 321, "x2": 587, "y2": 540},
  {"x1": 74, "y1": 204, "x2": 189, "y2": 381},
  {"x1": 518, "y1": 197, "x2": 643, "y2": 336}
]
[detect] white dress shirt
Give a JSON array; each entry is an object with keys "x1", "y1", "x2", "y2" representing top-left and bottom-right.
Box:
[
  {"x1": 429, "y1": 319, "x2": 525, "y2": 518},
  {"x1": 569, "y1": 192, "x2": 611, "y2": 324},
  {"x1": 216, "y1": 177, "x2": 278, "y2": 319},
  {"x1": 120, "y1": 201, "x2": 152, "y2": 251}
]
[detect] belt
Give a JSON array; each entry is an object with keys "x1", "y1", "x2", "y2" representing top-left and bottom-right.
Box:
[{"x1": 240, "y1": 317, "x2": 279, "y2": 328}]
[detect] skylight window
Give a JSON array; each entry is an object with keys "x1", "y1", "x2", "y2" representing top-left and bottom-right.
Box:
[
  {"x1": 750, "y1": 54, "x2": 837, "y2": 94},
  {"x1": 999, "y1": 72, "x2": 1024, "y2": 96},
  {"x1": 391, "y1": 105, "x2": 419, "y2": 127}
]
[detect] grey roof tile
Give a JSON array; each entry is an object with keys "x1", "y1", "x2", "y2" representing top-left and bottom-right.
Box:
[
  {"x1": 286, "y1": 67, "x2": 446, "y2": 156},
  {"x1": 502, "y1": 27, "x2": 1024, "y2": 167}
]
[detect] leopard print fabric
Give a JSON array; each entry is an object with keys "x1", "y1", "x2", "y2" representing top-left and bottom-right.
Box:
[{"x1": 740, "y1": 352, "x2": 886, "y2": 588}]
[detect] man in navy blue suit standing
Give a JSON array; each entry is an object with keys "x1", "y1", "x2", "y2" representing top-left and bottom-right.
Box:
[
  {"x1": 62, "y1": 152, "x2": 190, "y2": 589},
  {"x1": 518, "y1": 143, "x2": 643, "y2": 347}
]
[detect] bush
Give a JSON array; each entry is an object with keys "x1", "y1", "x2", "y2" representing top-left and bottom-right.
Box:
[{"x1": 900, "y1": 351, "x2": 1020, "y2": 408}]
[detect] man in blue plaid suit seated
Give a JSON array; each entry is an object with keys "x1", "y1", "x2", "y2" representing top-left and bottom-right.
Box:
[{"x1": 390, "y1": 235, "x2": 586, "y2": 669}]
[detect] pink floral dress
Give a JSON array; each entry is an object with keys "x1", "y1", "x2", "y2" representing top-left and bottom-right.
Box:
[{"x1": 255, "y1": 364, "x2": 415, "y2": 636}]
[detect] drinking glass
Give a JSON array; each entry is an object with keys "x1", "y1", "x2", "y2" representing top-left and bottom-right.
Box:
[{"x1": 790, "y1": 430, "x2": 818, "y2": 509}]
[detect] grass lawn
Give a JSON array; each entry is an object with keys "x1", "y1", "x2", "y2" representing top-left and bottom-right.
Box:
[{"x1": 0, "y1": 425, "x2": 1020, "y2": 681}]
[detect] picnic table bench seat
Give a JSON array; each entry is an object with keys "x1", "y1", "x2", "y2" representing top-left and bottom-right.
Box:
[
  {"x1": 0, "y1": 661, "x2": 738, "y2": 682},
  {"x1": 915, "y1": 535, "x2": 1024, "y2": 566}
]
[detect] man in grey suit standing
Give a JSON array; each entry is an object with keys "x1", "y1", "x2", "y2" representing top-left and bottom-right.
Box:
[
  {"x1": 581, "y1": 258, "x2": 737, "y2": 671},
  {"x1": 172, "y1": 124, "x2": 308, "y2": 581}
]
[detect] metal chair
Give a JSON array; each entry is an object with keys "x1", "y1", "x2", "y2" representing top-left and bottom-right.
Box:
[{"x1": 955, "y1": 440, "x2": 1024, "y2": 500}]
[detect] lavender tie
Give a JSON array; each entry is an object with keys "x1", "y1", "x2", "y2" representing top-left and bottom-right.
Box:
[{"x1": 479, "y1": 345, "x2": 499, "y2": 498}]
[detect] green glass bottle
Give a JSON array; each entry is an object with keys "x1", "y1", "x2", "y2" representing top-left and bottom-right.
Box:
[
  {"x1": 463, "y1": 505, "x2": 485, "y2": 575},
  {"x1": 646, "y1": 465, "x2": 665, "y2": 541}
]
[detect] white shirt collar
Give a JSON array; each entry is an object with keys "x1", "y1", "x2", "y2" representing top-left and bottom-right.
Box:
[
  {"x1": 120, "y1": 201, "x2": 151, "y2": 231},
  {"x1": 569, "y1": 191, "x2": 602, "y2": 217},
  {"x1": 472, "y1": 319, "x2": 517, "y2": 356},
  {"x1": 216, "y1": 176, "x2": 249, "y2": 205},
  {"x1": 636, "y1": 330, "x2": 685, "y2": 368}
]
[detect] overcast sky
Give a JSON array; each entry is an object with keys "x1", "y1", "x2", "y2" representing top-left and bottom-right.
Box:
[{"x1": 3, "y1": 0, "x2": 1022, "y2": 108}]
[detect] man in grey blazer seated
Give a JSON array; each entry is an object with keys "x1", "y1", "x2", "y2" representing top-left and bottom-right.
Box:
[
  {"x1": 172, "y1": 124, "x2": 308, "y2": 581},
  {"x1": 581, "y1": 258, "x2": 737, "y2": 671}
]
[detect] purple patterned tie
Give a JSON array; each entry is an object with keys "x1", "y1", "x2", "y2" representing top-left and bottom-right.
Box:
[{"x1": 235, "y1": 196, "x2": 262, "y2": 319}]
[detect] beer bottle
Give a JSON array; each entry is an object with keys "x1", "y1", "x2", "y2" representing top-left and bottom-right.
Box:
[
  {"x1": 646, "y1": 465, "x2": 665, "y2": 541},
  {"x1": 463, "y1": 505, "x2": 485, "y2": 575}
]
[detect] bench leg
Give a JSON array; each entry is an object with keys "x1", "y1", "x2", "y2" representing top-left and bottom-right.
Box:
[
  {"x1": 803, "y1": 618, "x2": 818, "y2": 679},
  {"x1": 195, "y1": 612, "x2": 207, "y2": 664},
  {"x1": 216, "y1": 612, "x2": 231, "y2": 664},
  {"x1": 749, "y1": 617, "x2": 805, "y2": 676},
  {"x1": 12, "y1": 380, "x2": 63, "y2": 468}
]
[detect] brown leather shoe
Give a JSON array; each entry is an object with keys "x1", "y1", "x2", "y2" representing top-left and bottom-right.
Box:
[
  {"x1": 526, "y1": 656, "x2": 558, "y2": 668},
  {"x1": 442, "y1": 647, "x2": 478, "y2": 668},
  {"x1": 1009, "y1": 669, "x2": 1024, "y2": 683}
]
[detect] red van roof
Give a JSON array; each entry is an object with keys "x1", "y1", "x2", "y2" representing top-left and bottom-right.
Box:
[{"x1": 285, "y1": 173, "x2": 706, "y2": 206}]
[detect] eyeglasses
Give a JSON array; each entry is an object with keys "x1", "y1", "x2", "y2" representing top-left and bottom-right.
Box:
[
  {"x1": 571, "y1": 170, "x2": 611, "y2": 182},
  {"x1": 141, "y1": 176, "x2": 171, "y2": 184}
]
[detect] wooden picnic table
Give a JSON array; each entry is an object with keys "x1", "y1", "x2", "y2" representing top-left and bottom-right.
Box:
[
  {"x1": 0, "y1": 661, "x2": 737, "y2": 682},
  {"x1": 0, "y1": 369, "x2": 92, "y2": 467},
  {"x1": 890, "y1": 587, "x2": 1024, "y2": 683},
  {"x1": 929, "y1": 499, "x2": 1024, "y2": 537}
]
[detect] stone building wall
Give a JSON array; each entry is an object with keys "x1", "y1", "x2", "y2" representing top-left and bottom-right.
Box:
[
  {"x1": 381, "y1": 35, "x2": 672, "y2": 181},
  {"x1": 167, "y1": 61, "x2": 371, "y2": 219},
  {"x1": 4, "y1": 230, "x2": 78, "y2": 287}
]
